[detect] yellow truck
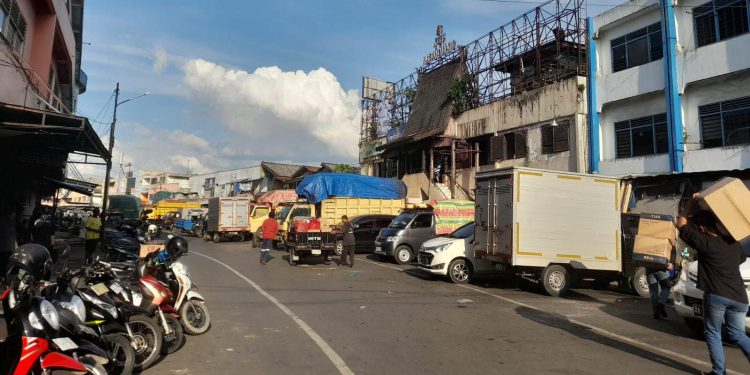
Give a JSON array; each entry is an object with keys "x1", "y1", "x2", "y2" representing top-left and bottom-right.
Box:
[
  {"x1": 148, "y1": 199, "x2": 204, "y2": 219},
  {"x1": 278, "y1": 198, "x2": 405, "y2": 265}
]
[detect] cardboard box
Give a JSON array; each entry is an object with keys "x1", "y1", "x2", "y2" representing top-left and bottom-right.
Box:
[
  {"x1": 139, "y1": 244, "x2": 163, "y2": 258},
  {"x1": 700, "y1": 177, "x2": 750, "y2": 241},
  {"x1": 638, "y1": 213, "x2": 675, "y2": 241},
  {"x1": 632, "y1": 235, "x2": 671, "y2": 266}
]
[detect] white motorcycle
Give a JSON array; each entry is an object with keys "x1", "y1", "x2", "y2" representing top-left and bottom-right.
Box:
[{"x1": 169, "y1": 261, "x2": 211, "y2": 335}]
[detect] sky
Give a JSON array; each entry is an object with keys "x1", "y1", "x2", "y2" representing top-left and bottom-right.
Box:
[{"x1": 74, "y1": 0, "x2": 621, "y2": 177}]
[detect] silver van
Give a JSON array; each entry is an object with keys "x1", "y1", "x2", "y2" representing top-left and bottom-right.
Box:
[{"x1": 374, "y1": 211, "x2": 436, "y2": 264}]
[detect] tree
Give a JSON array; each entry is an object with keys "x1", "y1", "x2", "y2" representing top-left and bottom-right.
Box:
[{"x1": 333, "y1": 164, "x2": 356, "y2": 174}]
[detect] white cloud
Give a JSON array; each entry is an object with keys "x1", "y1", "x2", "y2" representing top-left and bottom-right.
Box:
[
  {"x1": 153, "y1": 46, "x2": 168, "y2": 73},
  {"x1": 182, "y1": 59, "x2": 360, "y2": 162}
]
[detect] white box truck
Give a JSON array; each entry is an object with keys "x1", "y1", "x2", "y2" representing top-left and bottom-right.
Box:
[
  {"x1": 205, "y1": 197, "x2": 251, "y2": 242},
  {"x1": 474, "y1": 167, "x2": 622, "y2": 296}
]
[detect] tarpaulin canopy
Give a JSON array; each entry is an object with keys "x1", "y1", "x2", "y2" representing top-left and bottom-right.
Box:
[
  {"x1": 257, "y1": 190, "x2": 298, "y2": 206},
  {"x1": 296, "y1": 173, "x2": 407, "y2": 204},
  {"x1": 430, "y1": 200, "x2": 475, "y2": 235}
]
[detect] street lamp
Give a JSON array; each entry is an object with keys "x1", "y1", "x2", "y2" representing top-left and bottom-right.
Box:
[{"x1": 101, "y1": 82, "x2": 150, "y2": 216}]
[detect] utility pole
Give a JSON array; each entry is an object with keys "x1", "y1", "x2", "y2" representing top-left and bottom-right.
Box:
[{"x1": 101, "y1": 82, "x2": 120, "y2": 216}]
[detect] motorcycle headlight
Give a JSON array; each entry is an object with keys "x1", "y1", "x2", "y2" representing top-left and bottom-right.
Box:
[
  {"x1": 61, "y1": 295, "x2": 86, "y2": 323},
  {"x1": 386, "y1": 236, "x2": 398, "y2": 242},
  {"x1": 28, "y1": 311, "x2": 44, "y2": 330},
  {"x1": 40, "y1": 299, "x2": 60, "y2": 331},
  {"x1": 94, "y1": 300, "x2": 118, "y2": 319}
]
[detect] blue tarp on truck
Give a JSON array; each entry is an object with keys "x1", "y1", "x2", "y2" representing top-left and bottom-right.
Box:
[{"x1": 296, "y1": 173, "x2": 407, "y2": 204}]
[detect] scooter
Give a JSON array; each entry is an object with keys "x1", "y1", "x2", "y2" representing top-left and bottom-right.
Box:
[{"x1": 0, "y1": 282, "x2": 88, "y2": 375}]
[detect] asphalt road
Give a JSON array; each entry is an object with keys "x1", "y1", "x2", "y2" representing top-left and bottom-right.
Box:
[{"x1": 147, "y1": 237, "x2": 750, "y2": 375}]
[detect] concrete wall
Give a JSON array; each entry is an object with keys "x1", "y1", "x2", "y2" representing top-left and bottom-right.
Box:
[
  {"x1": 188, "y1": 166, "x2": 262, "y2": 197},
  {"x1": 447, "y1": 76, "x2": 588, "y2": 173}
]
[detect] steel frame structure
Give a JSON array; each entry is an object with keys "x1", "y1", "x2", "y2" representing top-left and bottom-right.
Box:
[{"x1": 360, "y1": 0, "x2": 586, "y2": 148}]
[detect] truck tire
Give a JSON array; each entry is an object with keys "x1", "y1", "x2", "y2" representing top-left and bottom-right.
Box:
[
  {"x1": 213, "y1": 233, "x2": 221, "y2": 243},
  {"x1": 253, "y1": 230, "x2": 262, "y2": 248},
  {"x1": 203, "y1": 232, "x2": 210, "y2": 242},
  {"x1": 541, "y1": 265, "x2": 571, "y2": 297},
  {"x1": 447, "y1": 258, "x2": 473, "y2": 284},
  {"x1": 334, "y1": 241, "x2": 343, "y2": 256},
  {"x1": 289, "y1": 248, "x2": 297, "y2": 266},
  {"x1": 394, "y1": 245, "x2": 412, "y2": 265},
  {"x1": 631, "y1": 267, "x2": 650, "y2": 298}
]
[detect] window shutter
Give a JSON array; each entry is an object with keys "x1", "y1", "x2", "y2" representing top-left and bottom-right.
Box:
[
  {"x1": 615, "y1": 120, "x2": 631, "y2": 158},
  {"x1": 490, "y1": 135, "x2": 506, "y2": 161},
  {"x1": 553, "y1": 121, "x2": 570, "y2": 153},
  {"x1": 515, "y1": 130, "x2": 528, "y2": 158},
  {"x1": 700, "y1": 113, "x2": 723, "y2": 148},
  {"x1": 541, "y1": 125, "x2": 553, "y2": 154}
]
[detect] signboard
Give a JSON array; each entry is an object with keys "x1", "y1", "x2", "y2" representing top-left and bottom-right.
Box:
[{"x1": 423, "y1": 25, "x2": 458, "y2": 65}]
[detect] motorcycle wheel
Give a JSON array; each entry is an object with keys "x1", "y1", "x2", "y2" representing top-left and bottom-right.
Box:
[
  {"x1": 104, "y1": 333, "x2": 135, "y2": 375},
  {"x1": 79, "y1": 355, "x2": 108, "y2": 375},
  {"x1": 129, "y1": 314, "x2": 163, "y2": 371},
  {"x1": 179, "y1": 299, "x2": 211, "y2": 335},
  {"x1": 160, "y1": 314, "x2": 185, "y2": 354}
]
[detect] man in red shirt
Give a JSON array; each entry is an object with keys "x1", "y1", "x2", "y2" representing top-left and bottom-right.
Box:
[{"x1": 260, "y1": 210, "x2": 279, "y2": 264}]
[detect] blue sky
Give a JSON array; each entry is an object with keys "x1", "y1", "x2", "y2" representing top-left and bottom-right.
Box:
[{"x1": 75, "y1": 0, "x2": 620, "y2": 176}]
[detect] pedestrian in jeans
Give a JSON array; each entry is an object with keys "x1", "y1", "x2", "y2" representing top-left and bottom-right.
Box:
[
  {"x1": 648, "y1": 245, "x2": 676, "y2": 320},
  {"x1": 677, "y1": 193, "x2": 750, "y2": 374},
  {"x1": 84, "y1": 208, "x2": 101, "y2": 264},
  {"x1": 260, "y1": 210, "x2": 278, "y2": 265},
  {"x1": 339, "y1": 215, "x2": 355, "y2": 268}
]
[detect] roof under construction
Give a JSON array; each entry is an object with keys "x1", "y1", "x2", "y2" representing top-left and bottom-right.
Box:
[{"x1": 403, "y1": 59, "x2": 466, "y2": 141}]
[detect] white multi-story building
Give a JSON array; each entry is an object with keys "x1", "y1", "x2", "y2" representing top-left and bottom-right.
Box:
[
  {"x1": 588, "y1": 0, "x2": 750, "y2": 177},
  {"x1": 131, "y1": 170, "x2": 193, "y2": 200}
]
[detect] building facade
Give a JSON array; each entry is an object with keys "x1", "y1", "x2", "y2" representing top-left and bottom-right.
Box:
[
  {"x1": 130, "y1": 170, "x2": 193, "y2": 201},
  {"x1": 360, "y1": 1, "x2": 588, "y2": 201},
  {"x1": 589, "y1": 0, "x2": 750, "y2": 177}
]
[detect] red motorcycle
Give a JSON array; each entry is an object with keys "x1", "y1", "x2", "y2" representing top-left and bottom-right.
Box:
[{"x1": 1, "y1": 287, "x2": 87, "y2": 375}]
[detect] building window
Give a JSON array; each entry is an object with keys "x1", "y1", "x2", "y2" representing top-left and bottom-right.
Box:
[
  {"x1": 614, "y1": 114, "x2": 668, "y2": 158},
  {"x1": 611, "y1": 23, "x2": 663, "y2": 72},
  {"x1": 0, "y1": 0, "x2": 27, "y2": 53},
  {"x1": 699, "y1": 96, "x2": 750, "y2": 148},
  {"x1": 694, "y1": 0, "x2": 749, "y2": 47},
  {"x1": 490, "y1": 130, "x2": 528, "y2": 161},
  {"x1": 541, "y1": 120, "x2": 571, "y2": 154}
]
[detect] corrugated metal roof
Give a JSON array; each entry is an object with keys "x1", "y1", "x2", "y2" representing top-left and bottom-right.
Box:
[{"x1": 403, "y1": 60, "x2": 466, "y2": 139}]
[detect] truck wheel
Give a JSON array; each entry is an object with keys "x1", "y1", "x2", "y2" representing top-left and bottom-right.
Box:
[
  {"x1": 394, "y1": 245, "x2": 412, "y2": 265},
  {"x1": 289, "y1": 249, "x2": 297, "y2": 266},
  {"x1": 448, "y1": 259, "x2": 473, "y2": 284},
  {"x1": 632, "y1": 267, "x2": 650, "y2": 298},
  {"x1": 541, "y1": 265, "x2": 571, "y2": 297},
  {"x1": 334, "y1": 241, "x2": 343, "y2": 256},
  {"x1": 213, "y1": 233, "x2": 221, "y2": 243},
  {"x1": 203, "y1": 232, "x2": 210, "y2": 242},
  {"x1": 253, "y1": 230, "x2": 262, "y2": 248}
]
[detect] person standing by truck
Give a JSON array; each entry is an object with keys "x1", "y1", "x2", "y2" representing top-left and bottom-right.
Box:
[
  {"x1": 260, "y1": 210, "x2": 279, "y2": 265},
  {"x1": 677, "y1": 193, "x2": 750, "y2": 374},
  {"x1": 339, "y1": 215, "x2": 355, "y2": 268},
  {"x1": 84, "y1": 208, "x2": 101, "y2": 265},
  {"x1": 647, "y1": 245, "x2": 676, "y2": 320}
]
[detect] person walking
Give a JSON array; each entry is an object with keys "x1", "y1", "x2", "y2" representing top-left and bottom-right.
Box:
[
  {"x1": 647, "y1": 244, "x2": 676, "y2": 320},
  {"x1": 84, "y1": 208, "x2": 102, "y2": 264},
  {"x1": 259, "y1": 210, "x2": 279, "y2": 265},
  {"x1": 677, "y1": 193, "x2": 750, "y2": 374},
  {"x1": 339, "y1": 215, "x2": 355, "y2": 268}
]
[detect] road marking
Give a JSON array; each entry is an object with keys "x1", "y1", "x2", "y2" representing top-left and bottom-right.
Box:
[
  {"x1": 194, "y1": 251, "x2": 355, "y2": 375},
  {"x1": 358, "y1": 259, "x2": 741, "y2": 375}
]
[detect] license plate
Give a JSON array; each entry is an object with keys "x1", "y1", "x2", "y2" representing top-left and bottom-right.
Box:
[
  {"x1": 109, "y1": 282, "x2": 123, "y2": 294},
  {"x1": 693, "y1": 304, "x2": 703, "y2": 317},
  {"x1": 90, "y1": 283, "x2": 109, "y2": 296},
  {"x1": 375, "y1": 246, "x2": 382, "y2": 252},
  {"x1": 52, "y1": 337, "x2": 78, "y2": 351},
  {"x1": 312, "y1": 249, "x2": 321, "y2": 255}
]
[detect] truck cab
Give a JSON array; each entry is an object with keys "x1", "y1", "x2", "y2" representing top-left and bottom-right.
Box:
[
  {"x1": 374, "y1": 211, "x2": 436, "y2": 264},
  {"x1": 276, "y1": 202, "x2": 316, "y2": 243}
]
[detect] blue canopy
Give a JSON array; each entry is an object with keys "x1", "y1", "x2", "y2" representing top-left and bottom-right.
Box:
[{"x1": 296, "y1": 173, "x2": 407, "y2": 204}]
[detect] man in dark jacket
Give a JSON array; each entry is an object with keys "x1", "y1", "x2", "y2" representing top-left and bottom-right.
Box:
[
  {"x1": 339, "y1": 215, "x2": 355, "y2": 268},
  {"x1": 677, "y1": 193, "x2": 750, "y2": 374}
]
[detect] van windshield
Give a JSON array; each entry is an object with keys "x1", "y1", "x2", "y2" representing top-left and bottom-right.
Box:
[
  {"x1": 389, "y1": 213, "x2": 415, "y2": 229},
  {"x1": 448, "y1": 222, "x2": 474, "y2": 239}
]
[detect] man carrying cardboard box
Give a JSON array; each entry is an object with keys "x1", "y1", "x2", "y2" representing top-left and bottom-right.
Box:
[{"x1": 677, "y1": 193, "x2": 750, "y2": 375}]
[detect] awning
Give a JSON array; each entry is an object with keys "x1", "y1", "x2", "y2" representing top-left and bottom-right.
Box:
[
  {"x1": 42, "y1": 177, "x2": 98, "y2": 196},
  {"x1": 0, "y1": 102, "x2": 111, "y2": 163}
]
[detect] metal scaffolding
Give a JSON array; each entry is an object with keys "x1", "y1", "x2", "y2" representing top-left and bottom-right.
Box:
[{"x1": 360, "y1": 0, "x2": 586, "y2": 149}]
